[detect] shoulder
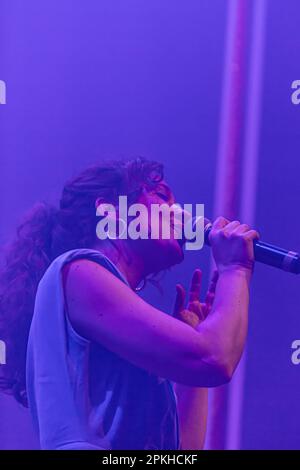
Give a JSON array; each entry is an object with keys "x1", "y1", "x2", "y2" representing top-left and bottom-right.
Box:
[
  {"x1": 62, "y1": 256, "x2": 133, "y2": 319},
  {"x1": 62, "y1": 258, "x2": 112, "y2": 290},
  {"x1": 61, "y1": 256, "x2": 138, "y2": 345},
  {"x1": 62, "y1": 257, "x2": 124, "y2": 298}
]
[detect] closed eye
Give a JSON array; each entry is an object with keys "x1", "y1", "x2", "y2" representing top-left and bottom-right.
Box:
[{"x1": 156, "y1": 192, "x2": 169, "y2": 202}]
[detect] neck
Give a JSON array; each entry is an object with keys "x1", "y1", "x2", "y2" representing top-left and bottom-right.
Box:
[{"x1": 91, "y1": 240, "x2": 146, "y2": 290}]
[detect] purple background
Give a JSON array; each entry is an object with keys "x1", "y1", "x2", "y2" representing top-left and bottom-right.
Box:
[{"x1": 0, "y1": 0, "x2": 299, "y2": 449}]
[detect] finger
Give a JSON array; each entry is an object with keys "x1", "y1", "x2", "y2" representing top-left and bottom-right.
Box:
[
  {"x1": 173, "y1": 284, "x2": 186, "y2": 317},
  {"x1": 200, "y1": 302, "x2": 209, "y2": 319},
  {"x1": 204, "y1": 270, "x2": 219, "y2": 308},
  {"x1": 210, "y1": 269, "x2": 219, "y2": 285},
  {"x1": 223, "y1": 220, "x2": 241, "y2": 233},
  {"x1": 244, "y1": 229, "x2": 260, "y2": 240},
  {"x1": 189, "y1": 269, "x2": 202, "y2": 302},
  {"x1": 207, "y1": 269, "x2": 219, "y2": 293},
  {"x1": 205, "y1": 289, "x2": 216, "y2": 309},
  {"x1": 233, "y1": 223, "x2": 250, "y2": 234},
  {"x1": 212, "y1": 216, "x2": 230, "y2": 230}
]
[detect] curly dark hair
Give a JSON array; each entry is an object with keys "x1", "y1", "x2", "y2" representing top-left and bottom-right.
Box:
[{"x1": 0, "y1": 157, "x2": 164, "y2": 406}]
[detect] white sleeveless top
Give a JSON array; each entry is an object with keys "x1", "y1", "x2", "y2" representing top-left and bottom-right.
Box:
[{"x1": 26, "y1": 249, "x2": 179, "y2": 450}]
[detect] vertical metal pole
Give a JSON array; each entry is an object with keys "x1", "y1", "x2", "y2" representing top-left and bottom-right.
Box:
[
  {"x1": 206, "y1": 0, "x2": 248, "y2": 450},
  {"x1": 226, "y1": 0, "x2": 267, "y2": 450}
]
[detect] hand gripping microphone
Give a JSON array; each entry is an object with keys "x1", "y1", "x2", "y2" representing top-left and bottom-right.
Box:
[{"x1": 193, "y1": 217, "x2": 300, "y2": 275}]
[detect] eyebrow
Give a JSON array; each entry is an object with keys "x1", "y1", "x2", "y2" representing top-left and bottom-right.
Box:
[
  {"x1": 155, "y1": 183, "x2": 175, "y2": 202},
  {"x1": 156, "y1": 182, "x2": 171, "y2": 193}
]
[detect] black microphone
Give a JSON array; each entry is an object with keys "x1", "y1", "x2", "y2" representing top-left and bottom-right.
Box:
[{"x1": 192, "y1": 217, "x2": 300, "y2": 275}]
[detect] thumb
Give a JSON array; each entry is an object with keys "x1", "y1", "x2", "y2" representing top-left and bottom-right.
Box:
[{"x1": 173, "y1": 284, "x2": 186, "y2": 319}]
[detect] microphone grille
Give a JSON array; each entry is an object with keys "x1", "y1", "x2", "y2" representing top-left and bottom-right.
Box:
[
  {"x1": 192, "y1": 216, "x2": 212, "y2": 229},
  {"x1": 191, "y1": 216, "x2": 212, "y2": 245}
]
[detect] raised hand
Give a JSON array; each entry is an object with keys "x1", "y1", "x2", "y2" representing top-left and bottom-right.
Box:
[{"x1": 173, "y1": 269, "x2": 219, "y2": 329}]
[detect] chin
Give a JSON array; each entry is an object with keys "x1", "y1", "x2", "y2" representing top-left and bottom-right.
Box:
[
  {"x1": 139, "y1": 238, "x2": 184, "y2": 274},
  {"x1": 159, "y1": 239, "x2": 184, "y2": 270},
  {"x1": 171, "y1": 240, "x2": 185, "y2": 265}
]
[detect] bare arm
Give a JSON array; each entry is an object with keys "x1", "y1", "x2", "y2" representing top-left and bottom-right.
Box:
[
  {"x1": 175, "y1": 384, "x2": 208, "y2": 450},
  {"x1": 173, "y1": 269, "x2": 216, "y2": 450},
  {"x1": 63, "y1": 217, "x2": 258, "y2": 388},
  {"x1": 173, "y1": 267, "x2": 250, "y2": 449},
  {"x1": 197, "y1": 217, "x2": 257, "y2": 377},
  {"x1": 194, "y1": 267, "x2": 250, "y2": 379},
  {"x1": 173, "y1": 217, "x2": 258, "y2": 449},
  {"x1": 63, "y1": 260, "x2": 229, "y2": 387}
]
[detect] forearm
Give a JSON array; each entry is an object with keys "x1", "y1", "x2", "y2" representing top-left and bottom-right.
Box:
[
  {"x1": 174, "y1": 269, "x2": 250, "y2": 449},
  {"x1": 174, "y1": 383, "x2": 208, "y2": 450},
  {"x1": 196, "y1": 267, "x2": 251, "y2": 374}
]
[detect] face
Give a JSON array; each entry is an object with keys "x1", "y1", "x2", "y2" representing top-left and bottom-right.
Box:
[{"x1": 129, "y1": 180, "x2": 186, "y2": 274}]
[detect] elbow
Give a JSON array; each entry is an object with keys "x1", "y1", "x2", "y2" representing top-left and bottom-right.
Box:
[
  {"x1": 215, "y1": 361, "x2": 235, "y2": 385},
  {"x1": 197, "y1": 357, "x2": 236, "y2": 387},
  {"x1": 201, "y1": 340, "x2": 240, "y2": 386}
]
